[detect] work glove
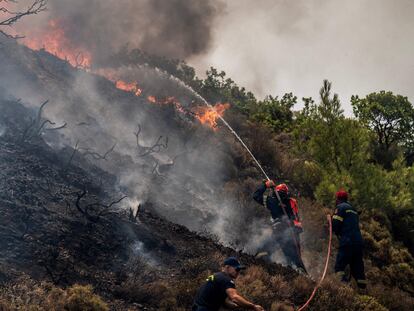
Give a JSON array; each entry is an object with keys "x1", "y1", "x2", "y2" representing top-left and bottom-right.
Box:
[
  {"x1": 271, "y1": 219, "x2": 283, "y2": 230},
  {"x1": 264, "y1": 179, "x2": 275, "y2": 188},
  {"x1": 294, "y1": 226, "x2": 304, "y2": 234}
]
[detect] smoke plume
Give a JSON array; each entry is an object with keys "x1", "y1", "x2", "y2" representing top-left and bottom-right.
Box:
[{"x1": 16, "y1": 0, "x2": 223, "y2": 63}]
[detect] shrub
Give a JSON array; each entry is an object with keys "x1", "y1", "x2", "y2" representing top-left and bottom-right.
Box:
[
  {"x1": 63, "y1": 285, "x2": 108, "y2": 311},
  {"x1": 355, "y1": 295, "x2": 387, "y2": 311},
  {"x1": 0, "y1": 277, "x2": 108, "y2": 311}
]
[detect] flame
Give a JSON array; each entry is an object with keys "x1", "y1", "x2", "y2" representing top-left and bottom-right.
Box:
[
  {"x1": 147, "y1": 96, "x2": 157, "y2": 103},
  {"x1": 20, "y1": 21, "x2": 229, "y2": 129},
  {"x1": 194, "y1": 103, "x2": 230, "y2": 130},
  {"x1": 22, "y1": 19, "x2": 92, "y2": 68},
  {"x1": 115, "y1": 80, "x2": 142, "y2": 96}
]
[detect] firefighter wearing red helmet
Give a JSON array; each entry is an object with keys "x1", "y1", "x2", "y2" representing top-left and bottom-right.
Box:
[
  {"x1": 253, "y1": 180, "x2": 306, "y2": 272},
  {"x1": 332, "y1": 189, "x2": 367, "y2": 289}
]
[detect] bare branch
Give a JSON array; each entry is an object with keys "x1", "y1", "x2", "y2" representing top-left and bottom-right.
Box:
[
  {"x1": 20, "y1": 100, "x2": 67, "y2": 143},
  {"x1": 0, "y1": 0, "x2": 47, "y2": 38},
  {"x1": 74, "y1": 188, "x2": 127, "y2": 221},
  {"x1": 79, "y1": 143, "x2": 117, "y2": 161},
  {"x1": 66, "y1": 140, "x2": 79, "y2": 167},
  {"x1": 134, "y1": 124, "x2": 168, "y2": 157}
]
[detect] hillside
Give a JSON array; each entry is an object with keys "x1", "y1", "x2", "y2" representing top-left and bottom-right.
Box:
[{"x1": 0, "y1": 34, "x2": 413, "y2": 311}]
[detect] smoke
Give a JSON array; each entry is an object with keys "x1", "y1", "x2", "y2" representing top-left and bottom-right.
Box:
[
  {"x1": 0, "y1": 14, "x2": 290, "y2": 266},
  {"x1": 189, "y1": 0, "x2": 414, "y2": 114},
  {"x1": 0, "y1": 124, "x2": 5, "y2": 137},
  {"x1": 15, "y1": 0, "x2": 223, "y2": 62}
]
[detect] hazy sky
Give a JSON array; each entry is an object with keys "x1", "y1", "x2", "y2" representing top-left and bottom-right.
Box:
[
  {"x1": 11, "y1": 0, "x2": 414, "y2": 115},
  {"x1": 190, "y1": 0, "x2": 414, "y2": 114}
]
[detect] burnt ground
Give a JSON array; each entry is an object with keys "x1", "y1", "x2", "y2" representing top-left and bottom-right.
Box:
[{"x1": 0, "y1": 99, "x2": 298, "y2": 310}]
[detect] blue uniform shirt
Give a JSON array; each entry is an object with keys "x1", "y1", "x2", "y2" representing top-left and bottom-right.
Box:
[{"x1": 332, "y1": 202, "x2": 363, "y2": 247}]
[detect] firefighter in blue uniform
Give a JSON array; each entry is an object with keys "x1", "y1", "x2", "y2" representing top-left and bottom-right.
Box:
[
  {"x1": 332, "y1": 190, "x2": 367, "y2": 289},
  {"x1": 253, "y1": 180, "x2": 306, "y2": 272}
]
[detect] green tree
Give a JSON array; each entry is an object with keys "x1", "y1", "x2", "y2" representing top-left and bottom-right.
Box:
[
  {"x1": 351, "y1": 91, "x2": 414, "y2": 167},
  {"x1": 294, "y1": 80, "x2": 372, "y2": 203},
  {"x1": 250, "y1": 93, "x2": 296, "y2": 132},
  {"x1": 199, "y1": 67, "x2": 257, "y2": 114}
]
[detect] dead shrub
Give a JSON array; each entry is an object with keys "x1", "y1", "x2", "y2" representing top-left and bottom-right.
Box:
[
  {"x1": 269, "y1": 275, "x2": 292, "y2": 299},
  {"x1": 355, "y1": 295, "x2": 387, "y2": 311},
  {"x1": 237, "y1": 266, "x2": 272, "y2": 301},
  {"x1": 63, "y1": 284, "x2": 109, "y2": 311},
  {"x1": 0, "y1": 276, "x2": 108, "y2": 310},
  {"x1": 370, "y1": 284, "x2": 414, "y2": 311},
  {"x1": 302, "y1": 277, "x2": 357, "y2": 311},
  {"x1": 270, "y1": 301, "x2": 294, "y2": 311}
]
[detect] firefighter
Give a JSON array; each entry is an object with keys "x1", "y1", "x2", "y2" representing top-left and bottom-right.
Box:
[
  {"x1": 332, "y1": 190, "x2": 367, "y2": 289},
  {"x1": 192, "y1": 257, "x2": 265, "y2": 311},
  {"x1": 253, "y1": 180, "x2": 306, "y2": 272}
]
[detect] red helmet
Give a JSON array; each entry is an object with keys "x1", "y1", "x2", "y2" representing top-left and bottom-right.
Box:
[
  {"x1": 275, "y1": 183, "x2": 289, "y2": 193},
  {"x1": 336, "y1": 189, "x2": 348, "y2": 201}
]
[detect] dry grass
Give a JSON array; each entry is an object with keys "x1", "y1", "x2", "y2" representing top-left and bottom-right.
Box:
[{"x1": 0, "y1": 275, "x2": 108, "y2": 311}]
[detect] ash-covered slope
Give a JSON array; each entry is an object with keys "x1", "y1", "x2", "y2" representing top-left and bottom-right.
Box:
[
  {"x1": 0, "y1": 38, "x2": 399, "y2": 311},
  {"x1": 0, "y1": 97, "x2": 296, "y2": 310},
  {"x1": 0, "y1": 36, "x2": 265, "y2": 252}
]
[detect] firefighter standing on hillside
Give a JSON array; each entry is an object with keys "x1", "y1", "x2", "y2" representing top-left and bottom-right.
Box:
[
  {"x1": 253, "y1": 180, "x2": 306, "y2": 272},
  {"x1": 332, "y1": 190, "x2": 367, "y2": 289}
]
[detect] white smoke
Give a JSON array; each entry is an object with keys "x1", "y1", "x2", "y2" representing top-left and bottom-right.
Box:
[
  {"x1": 0, "y1": 36, "x2": 288, "y2": 266},
  {"x1": 0, "y1": 123, "x2": 5, "y2": 137}
]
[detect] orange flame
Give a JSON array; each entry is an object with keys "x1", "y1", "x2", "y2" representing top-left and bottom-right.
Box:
[
  {"x1": 115, "y1": 80, "x2": 142, "y2": 96},
  {"x1": 20, "y1": 22, "x2": 229, "y2": 128},
  {"x1": 194, "y1": 103, "x2": 230, "y2": 130},
  {"x1": 22, "y1": 19, "x2": 92, "y2": 68},
  {"x1": 147, "y1": 96, "x2": 157, "y2": 103}
]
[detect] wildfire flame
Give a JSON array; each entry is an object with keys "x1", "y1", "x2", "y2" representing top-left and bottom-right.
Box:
[
  {"x1": 115, "y1": 80, "x2": 142, "y2": 96},
  {"x1": 194, "y1": 103, "x2": 230, "y2": 130},
  {"x1": 147, "y1": 96, "x2": 157, "y2": 103},
  {"x1": 22, "y1": 19, "x2": 92, "y2": 68},
  {"x1": 20, "y1": 21, "x2": 230, "y2": 131}
]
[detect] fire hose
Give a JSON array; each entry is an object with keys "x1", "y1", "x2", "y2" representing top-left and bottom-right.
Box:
[
  {"x1": 270, "y1": 187, "x2": 307, "y2": 273},
  {"x1": 270, "y1": 183, "x2": 333, "y2": 310},
  {"x1": 196, "y1": 98, "x2": 333, "y2": 310},
  {"x1": 297, "y1": 215, "x2": 332, "y2": 311}
]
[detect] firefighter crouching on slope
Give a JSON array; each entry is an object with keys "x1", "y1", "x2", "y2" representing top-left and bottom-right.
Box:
[
  {"x1": 332, "y1": 190, "x2": 367, "y2": 289},
  {"x1": 192, "y1": 257, "x2": 265, "y2": 311},
  {"x1": 253, "y1": 181, "x2": 306, "y2": 272}
]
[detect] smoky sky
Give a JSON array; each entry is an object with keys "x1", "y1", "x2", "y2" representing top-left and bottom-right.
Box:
[
  {"x1": 15, "y1": 0, "x2": 222, "y2": 61},
  {"x1": 14, "y1": 0, "x2": 414, "y2": 114},
  {"x1": 189, "y1": 0, "x2": 414, "y2": 114}
]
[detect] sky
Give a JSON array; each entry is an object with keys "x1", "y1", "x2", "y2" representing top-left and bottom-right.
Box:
[
  {"x1": 9, "y1": 0, "x2": 414, "y2": 115},
  {"x1": 189, "y1": 0, "x2": 414, "y2": 114}
]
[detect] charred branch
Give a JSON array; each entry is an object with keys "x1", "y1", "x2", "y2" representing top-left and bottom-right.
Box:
[
  {"x1": 75, "y1": 189, "x2": 127, "y2": 222},
  {"x1": 20, "y1": 100, "x2": 67, "y2": 143},
  {"x1": 66, "y1": 140, "x2": 79, "y2": 167},
  {"x1": 79, "y1": 143, "x2": 117, "y2": 161},
  {"x1": 129, "y1": 203, "x2": 140, "y2": 223},
  {"x1": 134, "y1": 124, "x2": 168, "y2": 157},
  {"x1": 0, "y1": 0, "x2": 47, "y2": 39}
]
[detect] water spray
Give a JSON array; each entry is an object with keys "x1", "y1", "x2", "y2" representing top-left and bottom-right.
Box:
[
  {"x1": 169, "y1": 76, "x2": 270, "y2": 180},
  {"x1": 179, "y1": 85, "x2": 333, "y2": 311}
]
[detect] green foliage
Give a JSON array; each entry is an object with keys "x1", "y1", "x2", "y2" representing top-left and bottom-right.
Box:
[
  {"x1": 351, "y1": 91, "x2": 414, "y2": 167},
  {"x1": 294, "y1": 80, "x2": 369, "y2": 173},
  {"x1": 355, "y1": 295, "x2": 388, "y2": 311},
  {"x1": 199, "y1": 67, "x2": 257, "y2": 114},
  {"x1": 250, "y1": 93, "x2": 296, "y2": 132}
]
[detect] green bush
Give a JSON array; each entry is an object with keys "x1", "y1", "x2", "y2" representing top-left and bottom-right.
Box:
[{"x1": 355, "y1": 295, "x2": 387, "y2": 311}]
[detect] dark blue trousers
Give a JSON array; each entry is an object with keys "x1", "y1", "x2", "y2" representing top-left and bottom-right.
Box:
[{"x1": 335, "y1": 245, "x2": 366, "y2": 289}]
